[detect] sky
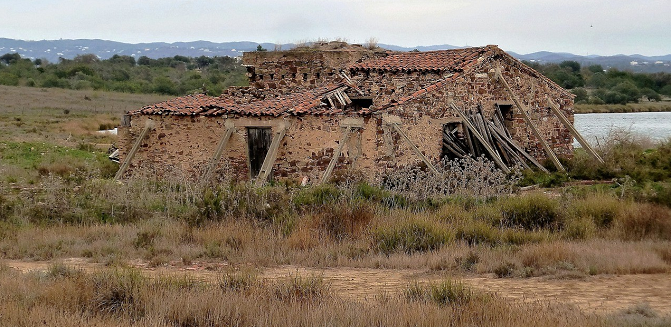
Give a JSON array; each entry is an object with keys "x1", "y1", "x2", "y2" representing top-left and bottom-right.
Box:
[{"x1": 1, "y1": 0, "x2": 670, "y2": 56}]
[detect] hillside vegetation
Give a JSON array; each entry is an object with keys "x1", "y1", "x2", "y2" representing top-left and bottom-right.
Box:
[
  {"x1": 527, "y1": 60, "x2": 671, "y2": 112},
  {"x1": 0, "y1": 52, "x2": 247, "y2": 96}
]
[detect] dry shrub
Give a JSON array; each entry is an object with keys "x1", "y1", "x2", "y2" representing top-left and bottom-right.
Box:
[
  {"x1": 286, "y1": 224, "x2": 321, "y2": 250},
  {"x1": 404, "y1": 280, "x2": 475, "y2": 306},
  {"x1": 90, "y1": 269, "x2": 146, "y2": 317},
  {"x1": 382, "y1": 157, "x2": 519, "y2": 201},
  {"x1": 272, "y1": 275, "x2": 329, "y2": 302},
  {"x1": 617, "y1": 203, "x2": 671, "y2": 240},
  {"x1": 311, "y1": 201, "x2": 375, "y2": 240},
  {"x1": 519, "y1": 242, "x2": 574, "y2": 270}
]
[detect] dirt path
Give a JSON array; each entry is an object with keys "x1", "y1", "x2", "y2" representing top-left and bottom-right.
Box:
[{"x1": 4, "y1": 258, "x2": 670, "y2": 315}]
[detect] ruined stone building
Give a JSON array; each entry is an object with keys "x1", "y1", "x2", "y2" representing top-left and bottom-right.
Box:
[{"x1": 116, "y1": 42, "x2": 592, "y2": 184}]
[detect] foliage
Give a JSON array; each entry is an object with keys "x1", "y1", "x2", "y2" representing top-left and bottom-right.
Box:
[
  {"x1": 0, "y1": 52, "x2": 247, "y2": 96},
  {"x1": 527, "y1": 61, "x2": 671, "y2": 104}
]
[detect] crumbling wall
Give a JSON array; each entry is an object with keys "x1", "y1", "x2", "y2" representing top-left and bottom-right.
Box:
[
  {"x1": 242, "y1": 49, "x2": 378, "y2": 91},
  {"x1": 348, "y1": 69, "x2": 448, "y2": 106},
  {"x1": 349, "y1": 56, "x2": 575, "y2": 160},
  {"x1": 116, "y1": 112, "x2": 448, "y2": 183}
]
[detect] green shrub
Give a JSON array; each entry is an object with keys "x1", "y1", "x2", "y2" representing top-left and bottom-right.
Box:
[
  {"x1": 455, "y1": 221, "x2": 498, "y2": 246},
  {"x1": 500, "y1": 194, "x2": 562, "y2": 230},
  {"x1": 569, "y1": 194, "x2": 622, "y2": 227},
  {"x1": 373, "y1": 218, "x2": 451, "y2": 254},
  {"x1": 292, "y1": 184, "x2": 341, "y2": 207}
]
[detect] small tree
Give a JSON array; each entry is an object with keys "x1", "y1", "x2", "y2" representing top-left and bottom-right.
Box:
[{"x1": 256, "y1": 45, "x2": 267, "y2": 52}]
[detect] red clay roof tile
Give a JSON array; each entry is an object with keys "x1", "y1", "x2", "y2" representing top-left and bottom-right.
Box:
[
  {"x1": 129, "y1": 84, "x2": 353, "y2": 117},
  {"x1": 350, "y1": 47, "x2": 488, "y2": 72}
]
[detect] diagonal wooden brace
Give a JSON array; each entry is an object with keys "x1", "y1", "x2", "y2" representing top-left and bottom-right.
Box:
[
  {"x1": 320, "y1": 126, "x2": 354, "y2": 184},
  {"x1": 114, "y1": 119, "x2": 154, "y2": 180},
  {"x1": 202, "y1": 120, "x2": 235, "y2": 182},
  {"x1": 254, "y1": 123, "x2": 288, "y2": 187},
  {"x1": 494, "y1": 67, "x2": 565, "y2": 172},
  {"x1": 546, "y1": 96, "x2": 604, "y2": 164}
]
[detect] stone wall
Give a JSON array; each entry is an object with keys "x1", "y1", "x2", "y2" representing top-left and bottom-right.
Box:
[
  {"x1": 119, "y1": 50, "x2": 574, "y2": 182},
  {"x1": 242, "y1": 49, "x2": 379, "y2": 90}
]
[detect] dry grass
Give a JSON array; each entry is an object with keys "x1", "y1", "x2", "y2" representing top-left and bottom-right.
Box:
[{"x1": 0, "y1": 266, "x2": 605, "y2": 327}]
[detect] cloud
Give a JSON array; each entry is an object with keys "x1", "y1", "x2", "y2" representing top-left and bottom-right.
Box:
[{"x1": 0, "y1": 0, "x2": 669, "y2": 55}]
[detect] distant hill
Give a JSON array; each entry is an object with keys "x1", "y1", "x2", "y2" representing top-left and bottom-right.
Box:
[{"x1": 1, "y1": 38, "x2": 670, "y2": 73}]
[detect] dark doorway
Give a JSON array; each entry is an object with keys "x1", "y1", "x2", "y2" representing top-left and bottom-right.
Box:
[
  {"x1": 496, "y1": 104, "x2": 514, "y2": 131},
  {"x1": 247, "y1": 127, "x2": 272, "y2": 178}
]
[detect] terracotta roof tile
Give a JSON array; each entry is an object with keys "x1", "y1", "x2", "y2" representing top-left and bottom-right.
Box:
[
  {"x1": 350, "y1": 47, "x2": 487, "y2": 72},
  {"x1": 130, "y1": 84, "x2": 353, "y2": 117}
]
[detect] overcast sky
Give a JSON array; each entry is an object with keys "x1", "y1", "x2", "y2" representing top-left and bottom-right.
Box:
[{"x1": 2, "y1": 0, "x2": 669, "y2": 56}]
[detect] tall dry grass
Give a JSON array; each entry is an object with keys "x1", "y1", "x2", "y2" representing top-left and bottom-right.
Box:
[{"x1": 0, "y1": 265, "x2": 605, "y2": 327}]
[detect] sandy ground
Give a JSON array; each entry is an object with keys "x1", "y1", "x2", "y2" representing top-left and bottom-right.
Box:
[{"x1": 4, "y1": 258, "x2": 670, "y2": 316}]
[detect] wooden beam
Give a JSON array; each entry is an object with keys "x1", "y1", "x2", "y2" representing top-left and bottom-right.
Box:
[
  {"x1": 114, "y1": 119, "x2": 154, "y2": 180},
  {"x1": 390, "y1": 123, "x2": 441, "y2": 175},
  {"x1": 494, "y1": 67, "x2": 565, "y2": 172},
  {"x1": 547, "y1": 96, "x2": 604, "y2": 164},
  {"x1": 320, "y1": 127, "x2": 353, "y2": 184},
  {"x1": 202, "y1": 122, "x2": 235, "y2": 182},
  {"x1": 450, "y1": 103, "x2": 510, "y2": 173},
  {"x1": 489, "y1": 121, "x2": 549, "y2": 173},
  {"x1": 254, "y1": 123, "x2": 288, "y2": 186}
]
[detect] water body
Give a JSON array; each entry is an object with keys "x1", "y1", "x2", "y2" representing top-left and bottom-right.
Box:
[{"x1": 573, "y1": 112, "x2": 671, "y2": 147}]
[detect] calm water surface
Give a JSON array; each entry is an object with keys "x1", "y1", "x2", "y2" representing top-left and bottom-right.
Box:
[{"x1": 573, "y1": 112, "x2": 671, "y2": 147}]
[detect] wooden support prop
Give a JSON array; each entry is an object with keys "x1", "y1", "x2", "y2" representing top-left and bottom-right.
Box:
[
  {"x1": 547, "y1": 96, "x2": 604, "y2": 164},
  {"x1": 114, "y1": 119, "x2": 154, "y2": 180},
  {"x1": 489, "y1": 122, "x2": 549, "y2": 173},
  {"x1": 494, "y1": 67, "x2": 565, "y2": 172},
  {"x1": 390, "y1": 123, "x2": 441, "y2": 175},
  {"x1": 450, "y1": 103, "x2": 510, "y2": 173},
  {"x1": 487, "y1": 122, "x2": 530, "y2": 170},
  {"x1": 202, "y1": 121, "x2": 235, "y2": 181},
  {"x1": 320, "y1": 127, "x2": 354, "y2": 184},
  {"x1": 254, "y1": 123, "x2": 288, "y2": 186}
]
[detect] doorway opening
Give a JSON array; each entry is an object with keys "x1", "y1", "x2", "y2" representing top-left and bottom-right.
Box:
[{"x1": 247, "y1": 127, "x2": 272, "y2": 178}]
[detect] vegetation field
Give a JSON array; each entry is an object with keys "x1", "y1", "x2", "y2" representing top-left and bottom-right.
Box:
[{"x1": 1, "y1": 85, "x2": 671, "y2": 326}]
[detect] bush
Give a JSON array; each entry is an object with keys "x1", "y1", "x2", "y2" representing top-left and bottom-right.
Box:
[
  {"x1": 617, "y1": 203, "x2": 671, "y2": 240},
  {"x1": 373, "y1": 218, "x2": 451, "y2": 254},
  {"x1": 405, "y1": 280, "x2": 474, "y2": 306},
  {"x1": 312, "y1": 201, "x2": 375, "y2": 240},
  {"x1": 292, "y1": 184, "x2": 341, "y2": 207},
  {"x1": 500, "y1": 194, "x2": 562, "y2": 230},
  {"x1": 272, "y1": 275, "x2": 329, "y2": 302},
  {"x1": 569, "y1": 194, "x2": 622, "y2": 227}
]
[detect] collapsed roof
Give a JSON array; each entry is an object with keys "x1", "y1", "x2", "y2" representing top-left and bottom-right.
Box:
[{"x1": 128, "y1": 45, "x2": 569, "y2": 117}]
